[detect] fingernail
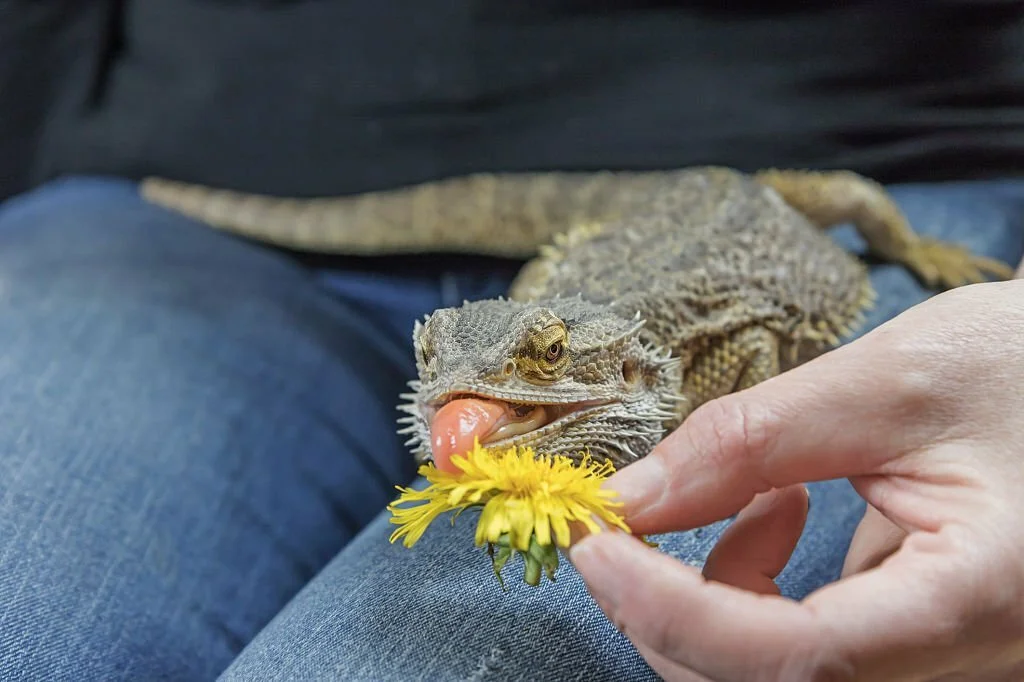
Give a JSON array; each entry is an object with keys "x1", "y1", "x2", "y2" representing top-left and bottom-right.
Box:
[
  {"x1": 606, "y1": 456, "x2": 669, "y2": 515},
  {"x1": 737, "y1": 491, "x2": 775, "y2": 518},
  {"x1": 743, "y1": 487, "x2": 785, "y2": 514},
  {"x1": 567, "y1": 516, "x2": 610, "y2": 545},
  {"x1": 739, "y1": 485, "x2": 809, "y2": 520}
]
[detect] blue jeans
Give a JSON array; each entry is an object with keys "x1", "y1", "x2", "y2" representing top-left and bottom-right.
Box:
[{"x1": 0, "y1": 177, "x2": 1021, "y2": 681}]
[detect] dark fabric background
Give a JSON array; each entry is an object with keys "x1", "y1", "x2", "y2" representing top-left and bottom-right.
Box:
[{"x1": 3, "y1": 1, "x2": 1024, "y2": 202}]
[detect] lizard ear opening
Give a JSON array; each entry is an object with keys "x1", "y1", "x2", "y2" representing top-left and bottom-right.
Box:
[{"x1": 622, "y1": 358, "x2": 640, "y2": 385}]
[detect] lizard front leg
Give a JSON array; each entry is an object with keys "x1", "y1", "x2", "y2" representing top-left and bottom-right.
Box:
[
  {"x1": 681, "y1": 326, "x2": 780, "y2": 418},
  {"x1": 753, "y1": 168, "x2": 1014, "y2": 288}
]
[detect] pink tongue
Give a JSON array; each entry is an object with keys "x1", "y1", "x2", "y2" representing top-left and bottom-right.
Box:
[{"x1": 430, "y1": 398, "x2": 506, "y2": 473}]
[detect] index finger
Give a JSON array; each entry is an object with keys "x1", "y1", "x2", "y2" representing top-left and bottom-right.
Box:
[{"x1": 609, "y1": 320, "x2": 945, "y2": 534}]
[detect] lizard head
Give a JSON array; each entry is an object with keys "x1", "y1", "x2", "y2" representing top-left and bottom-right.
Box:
[{"x1": 397, "y1": 296, "x2": 684, "y2": 469}]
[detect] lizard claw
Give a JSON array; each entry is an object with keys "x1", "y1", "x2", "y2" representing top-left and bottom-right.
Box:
[{"x1": 900, "y1": 237, "x2": 1015, "y2": 290}]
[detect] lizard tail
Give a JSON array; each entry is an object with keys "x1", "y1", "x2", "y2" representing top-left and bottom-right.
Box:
[{"x1": 139, "y1": 171, "x2": 649, "y2": 257}]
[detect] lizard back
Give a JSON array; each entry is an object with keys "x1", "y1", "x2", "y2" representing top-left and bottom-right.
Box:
[{"x1": 509, "y1": 167, "x2": 874, "y2": 360}]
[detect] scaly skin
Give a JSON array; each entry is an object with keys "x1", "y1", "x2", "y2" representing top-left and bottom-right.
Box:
[{"x1": 140, "y1": 166, "x2": 1014, "y2": 468}]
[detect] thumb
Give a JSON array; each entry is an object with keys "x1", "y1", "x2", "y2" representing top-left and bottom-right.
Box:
[{"x1": 608, "y1": 323, "x2": 942, "y2": 535}]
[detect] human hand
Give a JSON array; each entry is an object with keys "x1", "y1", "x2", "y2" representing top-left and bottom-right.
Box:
[{"x1": 569, "y1": 280, "x2": 1024, "y2": 681}]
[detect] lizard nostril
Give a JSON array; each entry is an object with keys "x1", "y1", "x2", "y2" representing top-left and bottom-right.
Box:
[{"x1": 502, "y1": 359, "x2": 516, "y2": 377}]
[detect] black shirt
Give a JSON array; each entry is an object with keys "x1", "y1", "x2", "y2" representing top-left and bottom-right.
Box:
[{"x1": 4, "y1": 1, "x2": 1024, "y2": 202}]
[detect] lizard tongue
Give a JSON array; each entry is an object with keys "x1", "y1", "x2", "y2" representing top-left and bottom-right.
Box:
[
  {"x1": 430, "y1": 399, "x2": 507, "y2": 473},
  {"x1": 429, "y1": 398, "x2": 550, "y2": 473}
]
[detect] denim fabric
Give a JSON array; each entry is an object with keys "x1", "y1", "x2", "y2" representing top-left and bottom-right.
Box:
[
  {"x1": 0, "y1": 177, "x2": 517, "y2": 680},
  {"x1": 0, "y1": 176, "x2": 1020, "y2": 681}
]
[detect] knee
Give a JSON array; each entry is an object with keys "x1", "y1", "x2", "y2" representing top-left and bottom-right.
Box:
[{"x1": 0, "y1": 178, "x2": 420, "y2": 678}]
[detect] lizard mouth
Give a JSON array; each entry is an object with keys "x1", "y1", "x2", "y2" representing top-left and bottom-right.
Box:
[{"x1": 427, "y1": 393, "x2": 614, "y2": 449}]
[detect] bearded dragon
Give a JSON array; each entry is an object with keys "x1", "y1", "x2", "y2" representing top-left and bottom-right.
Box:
[{"x1": 140, "y1": 167, "x2": 1013, "y2": 468}]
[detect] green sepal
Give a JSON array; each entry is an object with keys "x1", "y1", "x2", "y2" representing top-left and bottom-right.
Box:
[
  {"x1": 487, "y1": 536, "x2": 515, "y2": 592},
  {"x1": 639, "y1": 534, "x2": 659, "y2": 548},
  {"x1": 486, "y1": 531, "x2": 561, "y2": 589}
]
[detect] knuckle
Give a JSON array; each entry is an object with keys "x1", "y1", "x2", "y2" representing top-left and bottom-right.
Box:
[
  {"x1": 872, "y1": 333, "x2": 954, "y2": 416},
  {"x1": 706, "y1": 639, "x2": 858, "y2": 682},
  {"x1": 777, "y1": 650, "x2": 857, "y2": 682},
  {"x1": 685, "y1": 396, "x2": 779, "y2": 488},
  {"x1": 637, "y1": 614, "x2": 683, "y2": 665}
]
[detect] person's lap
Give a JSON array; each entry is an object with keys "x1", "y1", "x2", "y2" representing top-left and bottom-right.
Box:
[
  {"x1": 0, "y1": 177, "x2": 516, "y2": 680},
  {"x1": 0, "y1": 176, "x2": 1019, "y2": 681}
]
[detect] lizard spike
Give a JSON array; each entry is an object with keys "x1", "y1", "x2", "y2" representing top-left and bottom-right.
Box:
[
  {"x1": 396, "y1": 415, "x2": 418, "y2": 424},
  {"x1": 625, "y1": 320, "x2": 647, "y2": 337},
  {"x1": 617, "y1": 442, "x2": 640, "y2": 463},
  {"x1": 396, "y1": 404, "x2": 419, "y2": 415},
  {"x1": 403, "y1": 436, "x2": 421, "y2": 447},
  {"x1": 398, "y1": 392, "x2": 419, "y2": 401}
]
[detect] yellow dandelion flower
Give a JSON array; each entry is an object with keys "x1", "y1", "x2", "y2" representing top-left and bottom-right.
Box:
[{"x1": 387, "y1": 439, "x2": 631, "y2": 588}]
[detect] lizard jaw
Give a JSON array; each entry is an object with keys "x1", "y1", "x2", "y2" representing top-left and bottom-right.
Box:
[
  {"x1": 424, "y1": 392, "x2": 617, "y2": 453},
  {"x1": 474, "y1": 399, "x2": 616, "y2": 449}
]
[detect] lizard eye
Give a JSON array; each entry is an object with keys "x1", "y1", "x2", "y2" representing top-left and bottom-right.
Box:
[{"x1": 519, "y1": 313, "x2": 569, "y2": 383}]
